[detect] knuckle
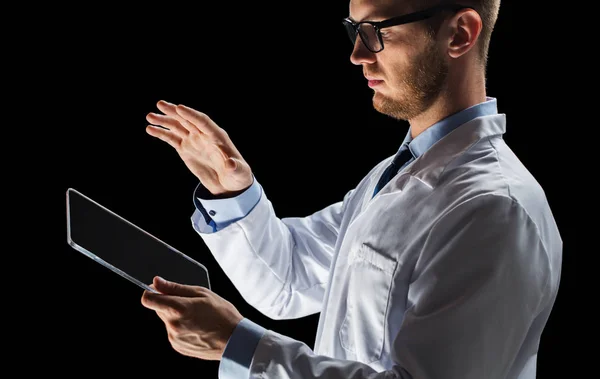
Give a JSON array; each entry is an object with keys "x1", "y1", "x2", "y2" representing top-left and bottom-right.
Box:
[
  {"x1": 179, "y1": 124, "x2": 191, "y2": 136},
  {"x1": 196, "y1": 286, "x2": 210, "y2": 294},
  {"x1": 182, "y1": 119, "x2": 195, "y2": 130},
  {"x1": 188, "y1": 132, "x2": 203, "y2": 146},
  {"x1": 179, "y1": 139, "x2": 190, "y2": 151},
  {"x1": 195, "y1": 112, "x2": 210, "y2": 124},
  {"x1": 141, "y1": 294, "x2": 150, "y2": 306},
  {"x1": 168, "y1": 318, "x2": 182, "y2": 331},
  {"x1": 172, "y1": 137, "x2": 183, "y2": 149},
  {"x1": 170, "y1": 306, "x2": 185, "y2": 318},
  {"x1": 167, "y1": 332, "x2": 178, "y2": 346},
  {"x1": 220, "y1": 131, "x2": 234, "y2": 146}
]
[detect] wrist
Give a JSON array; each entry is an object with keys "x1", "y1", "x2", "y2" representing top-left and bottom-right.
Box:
[{"x1": 196, "y1": 178, "x2": 254, "y2": 199}]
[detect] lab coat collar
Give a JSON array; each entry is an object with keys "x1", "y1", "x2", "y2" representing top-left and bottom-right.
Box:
[{"x1": 404, "y1": 112, "x2": 507, "y2": 187}]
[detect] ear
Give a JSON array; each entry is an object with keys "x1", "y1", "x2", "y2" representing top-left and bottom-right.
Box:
[{"x1": 446, "y1": 8, "x2": 482, "y2": 59}]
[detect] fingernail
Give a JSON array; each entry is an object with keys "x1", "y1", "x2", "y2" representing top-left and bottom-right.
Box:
[{"x1": 156, "y1": 276, "x2": 166, "y2": 284}]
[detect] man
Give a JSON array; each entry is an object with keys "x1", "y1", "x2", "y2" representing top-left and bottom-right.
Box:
[{"x1": 141, "y1": 0, "x2": 563, "y2": 378}]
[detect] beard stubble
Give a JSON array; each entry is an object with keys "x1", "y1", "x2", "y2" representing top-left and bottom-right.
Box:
[{"x1": 373, "y1": 37, "x2": 449, "y2": 121}]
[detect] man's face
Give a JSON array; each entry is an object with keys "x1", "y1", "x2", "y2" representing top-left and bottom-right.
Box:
[{"x1": 348, "y1": 0, "x2": 449, "y2": 121}]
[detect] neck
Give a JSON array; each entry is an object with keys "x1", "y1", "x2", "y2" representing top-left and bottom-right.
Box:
[{"x1": 408, "y1": 67, "x2": 487, "y2": 139}]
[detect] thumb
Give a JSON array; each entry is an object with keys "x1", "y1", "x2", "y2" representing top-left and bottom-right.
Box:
[
  {"x1": 152, "y1": 276, "x2": 203, "y2": 297},
  {"x1": 226, "y1": 157, "x2": 240, "y2": 171}
]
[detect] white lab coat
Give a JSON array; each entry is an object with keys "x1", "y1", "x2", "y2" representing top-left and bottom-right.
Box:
[{"x1": 192, "y1": 113, "x2": 562, "y2": 379}]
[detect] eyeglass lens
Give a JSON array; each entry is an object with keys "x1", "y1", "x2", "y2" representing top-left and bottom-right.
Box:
[{"x1": 344, "y1": 22, "x2": 382, "y2": 52}]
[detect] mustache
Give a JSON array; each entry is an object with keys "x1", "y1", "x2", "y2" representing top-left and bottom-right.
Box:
[{"x1": 364, "y1": 71, "x2": 383, "y2": 78}]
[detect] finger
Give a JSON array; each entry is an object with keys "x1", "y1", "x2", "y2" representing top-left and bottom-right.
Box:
[
  {"x1": 153, "y1": 306, "x2": 170, "y2": 323},
  {"x1": 226, "y1": 157, "x2": 240, "y2": 171},
  {"x1": 153, "y1": 276, "x2": 207, "y2": 298},
  {"x1": 143, "y1": 286, "x2": 178, "y2": 322},
  {"x1": 146, "y1": 125, "x2": 182, "y2": 149},
  {"x1": 175, "y1": 104, "x2": 221, "y2": 138},
  {"x1": 156, "y1": 100, "x2": 196, "y2": 133},
  {"x1": 170, "y1": 103, "x2": 241, "y2": 164},
  {"x1": 207, "y1": 149, "x2": 229, "y2": 173},
  {"x1": 141, "y1": 291, "x2": 186, "y2": 317},
  {"x1": 146, "y1": 113, "x2": 189, "y2": 138}
]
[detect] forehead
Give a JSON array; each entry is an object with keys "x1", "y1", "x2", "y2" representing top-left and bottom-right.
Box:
[{"x1": 349, "y1": 0, "x2": 412, "y2": 22}]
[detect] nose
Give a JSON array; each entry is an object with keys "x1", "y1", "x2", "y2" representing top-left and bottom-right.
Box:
[{"x1": 350, "y1": 35, "x2": 377, "y2": 65}]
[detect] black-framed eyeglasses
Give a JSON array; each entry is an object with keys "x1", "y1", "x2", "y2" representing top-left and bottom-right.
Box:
[{"x1": 342, "y1": 3, "x2": 474, "y2": 53}]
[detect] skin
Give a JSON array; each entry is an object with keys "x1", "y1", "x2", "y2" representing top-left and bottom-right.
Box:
[
  {"x1": 141, "y1": 276, "x2": 243, "y2": 361},
  {"x1": 142, "y1": 0, "x2": 485, "y2": 361},
  {"x1": 145, "y1": 101, "x2": 254, "y2": 197},
  {"x1": 349, "y1": 0, "x2": 485, "y2": 138}
]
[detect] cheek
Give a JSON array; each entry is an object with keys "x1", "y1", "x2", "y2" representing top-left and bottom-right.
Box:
[{"x1": 379, "y1": 54, "x2": 409, "y2": 84}]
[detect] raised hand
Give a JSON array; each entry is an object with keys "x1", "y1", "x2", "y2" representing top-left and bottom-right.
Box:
[{"x1": 146, "y1": 100, "x2": 254, "y2": 196}]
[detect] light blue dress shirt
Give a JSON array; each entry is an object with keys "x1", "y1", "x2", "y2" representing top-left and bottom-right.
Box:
[{"x1": 194, "y1": 97, "x2": 499, "y2": 379}]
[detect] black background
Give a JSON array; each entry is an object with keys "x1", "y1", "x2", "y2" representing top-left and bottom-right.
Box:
[{"x1": 37, "y1": 1, "x2": 580, "y2": 377}]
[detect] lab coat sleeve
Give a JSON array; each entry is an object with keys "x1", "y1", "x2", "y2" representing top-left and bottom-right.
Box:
[
  {"x1": 245, "y1": 193, "x2": 551, "y2": 379},
  {"x1": 219, "y1": 318, "x2": 267, "y2": 379},
  {"x1": 394, "y1": 193, "x2": 551, "y2": 378},
  {"x1": 192, "y1": 182, "x2": 355, "y2": 320}
]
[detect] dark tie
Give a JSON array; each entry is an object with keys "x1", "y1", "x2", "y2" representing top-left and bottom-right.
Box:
[{"x1": 372, "y1": 144, "x2": 413, "y2": 198}]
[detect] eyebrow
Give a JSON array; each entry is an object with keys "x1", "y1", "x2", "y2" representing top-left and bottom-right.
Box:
[
  {"x1": 348, "y1": 7, "x2": 409, "y2": 23},
  {"x1": 348, "y1": 13, "x2": 391, "y2": 23}
]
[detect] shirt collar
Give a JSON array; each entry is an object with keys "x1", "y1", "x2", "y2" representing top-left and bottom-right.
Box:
[{"x1": 400, "y1": 97, "x2": 498, "y2": 158}]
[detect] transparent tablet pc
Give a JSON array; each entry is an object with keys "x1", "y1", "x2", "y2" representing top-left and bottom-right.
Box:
[{"x1": 66, "y1": 188, "x2": 210, "y2": 293}]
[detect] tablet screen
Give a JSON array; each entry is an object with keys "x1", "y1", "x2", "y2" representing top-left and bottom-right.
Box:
[{"x1": 66, "y1": 188, "x2": 211, "y2": 293}]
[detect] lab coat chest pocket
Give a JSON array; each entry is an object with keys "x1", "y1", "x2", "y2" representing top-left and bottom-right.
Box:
[{"x1": 339, "y1": 243, "x2": 398, "y2": 363}]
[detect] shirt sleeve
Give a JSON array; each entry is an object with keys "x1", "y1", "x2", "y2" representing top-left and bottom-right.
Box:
[
  {"x1": 192, "y1": 176, "x2": 262, "y2": 233},
  {"x1": 218, "y1": 318, "x2": 267, "y2": 379}
]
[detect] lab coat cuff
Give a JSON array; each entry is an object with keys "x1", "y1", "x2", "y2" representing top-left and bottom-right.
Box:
[{"x1": 218, "y1": 318, "x2": 267, "y2": 379}]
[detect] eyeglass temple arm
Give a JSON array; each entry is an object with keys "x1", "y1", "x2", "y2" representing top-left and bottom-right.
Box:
[{"x1": 378, "y1": 3, "x2": 474, "y2": 29}]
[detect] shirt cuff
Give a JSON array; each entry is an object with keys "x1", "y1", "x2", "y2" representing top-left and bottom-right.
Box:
[
  {"x1": 219, "y1": 318, "x2": 267, "y2": 379},
  {"x1": 193, "y1": 177, "x2": 262, "y2": 230}
]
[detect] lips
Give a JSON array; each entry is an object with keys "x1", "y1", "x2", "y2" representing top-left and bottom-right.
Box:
[
  {"x1": 367, "y1": 79, "x2": 383, "y2": 87},
  {"x1": 365, "y1": 74, "x2": 384, "y2": 88}
]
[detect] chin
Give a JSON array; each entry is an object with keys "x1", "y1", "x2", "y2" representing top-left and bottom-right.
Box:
[
  {"x1": 372, "y1": 91, "x2": 388, "y2": 108},
  {"x1": 372, "y1": 92, "x2": 411, "y2": 121},
  {"x1": 372, "y1": 91, "x2": 391, "y2": 109}
]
